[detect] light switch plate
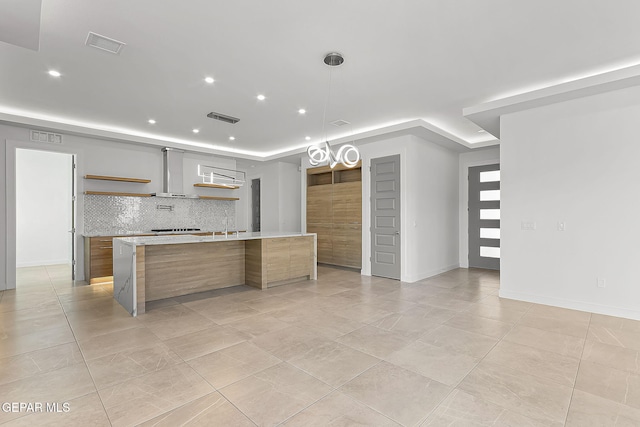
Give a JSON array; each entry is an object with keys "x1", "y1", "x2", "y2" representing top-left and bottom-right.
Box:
[{"x1": 521, "y1": 221, "x2": 536, "y2": 231}]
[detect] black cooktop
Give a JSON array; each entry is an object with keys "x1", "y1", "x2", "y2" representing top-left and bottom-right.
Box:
[{"x1": 151, "y1": 228, "x2": 201, "y2": 232}]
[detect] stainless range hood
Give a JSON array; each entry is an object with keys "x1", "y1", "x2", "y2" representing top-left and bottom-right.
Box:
[{"x1": 152, "y1": 148, "x2": 199, "y2": 198}]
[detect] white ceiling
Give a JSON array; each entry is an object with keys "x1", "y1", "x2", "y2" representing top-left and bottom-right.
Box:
[
  {"x1": 0, "y1": 0, "x2": 41, "y2": 50},
  {"x1": 1, "y1": 0, "x2": 640, "y2": 160}
]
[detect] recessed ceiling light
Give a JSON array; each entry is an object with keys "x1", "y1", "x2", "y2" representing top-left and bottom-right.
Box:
[
  {"x1": 192, "y1": 129, "x2": 199, "y2": 134},
  {"x1": 148, "y1": 119, "x2": 156, "y2": 124},
  {"x1": 48, "y1": 70, "x2": 61, "y2": 77},
  {"x1": 229, "y1": 136, "x2": 235, "y2": 141},
  {"x1": 298, "y1": 109, "x2": 306, "y2": 115},
  {"x1": 256, "y1": 94, "x2": 266, "y2": 101},
  {"x1": 305, "y1": 136, "x2": 311, "y2": 141},
  {"x1": 204, "y1": 77, "x2": 214, "y2": 84}
]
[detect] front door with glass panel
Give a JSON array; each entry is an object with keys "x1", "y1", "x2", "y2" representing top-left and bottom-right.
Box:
[{"x1": 468, "y1": 164, "x2": 500, "y2": 270}]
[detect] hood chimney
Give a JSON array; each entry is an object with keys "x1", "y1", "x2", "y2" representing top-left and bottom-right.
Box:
[{"x1": 152, "y1": 148, "x2": 198, "y2": 198}]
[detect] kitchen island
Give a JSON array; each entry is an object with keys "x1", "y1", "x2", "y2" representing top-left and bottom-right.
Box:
[{"x1": 112, "y1": 232, "x2": 317, "y2": 316}]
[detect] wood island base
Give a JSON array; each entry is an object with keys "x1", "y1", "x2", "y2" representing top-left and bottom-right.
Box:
[{"x1": 113, "y1": 234, "x2": 317, "y2": 316}]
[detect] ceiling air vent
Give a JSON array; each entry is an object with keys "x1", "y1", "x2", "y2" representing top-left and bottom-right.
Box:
[
  {"x1": 330, "y1": 119, "x2": 351, "y2": 127},
  {"x1": 207, "y1": 112, "x2": 240, "y2": 124},
  {"x1": 30, "y1": 130, "x2": 62, "y2": 144},
  {"x1": 85, "y1": 32, "x2": 126, "y2": 54}
]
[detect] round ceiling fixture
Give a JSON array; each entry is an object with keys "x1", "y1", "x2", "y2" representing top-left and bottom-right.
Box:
[{"x1": 324, "y1": 52, "x2": 344, "y2": 67}]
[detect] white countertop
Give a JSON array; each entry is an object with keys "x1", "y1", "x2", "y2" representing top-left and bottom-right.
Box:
[
  {"x1": 114, "y1": 232, "x2": 316, "y2": 246},
  {"x1": 83, "y1": 231, "x2": 215, "y2": 237}
]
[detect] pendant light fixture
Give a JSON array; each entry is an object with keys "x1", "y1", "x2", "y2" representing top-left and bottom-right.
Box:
[{"x1": 307, "y1": 52, "x2": 361, "y2": 168}]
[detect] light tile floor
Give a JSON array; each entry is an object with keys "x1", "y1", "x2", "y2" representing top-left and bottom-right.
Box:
[{"x1": 1, "y1": 264, "x2": 639, "y2": 426}]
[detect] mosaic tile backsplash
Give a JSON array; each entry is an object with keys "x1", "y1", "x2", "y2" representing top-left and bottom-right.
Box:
[{"x1": 84, "y1": 195, "x2": 236, "y2": 235}]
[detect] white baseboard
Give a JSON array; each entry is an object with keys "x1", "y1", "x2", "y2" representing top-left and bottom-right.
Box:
[
  {"x1": 499, "y1": 289, "x2": 640, "y2": 321},
  {"x1": 16, "y1": 259, "x2": 71, "y2": 268},
  {"x1": 404, "y1": 263, "x2": 460, "y2": 283}
]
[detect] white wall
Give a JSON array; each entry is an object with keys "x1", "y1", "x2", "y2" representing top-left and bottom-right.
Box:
[
  {"x1": 1, "y1": 123, "x2": 242, "y2": 288},
  {"x1": 403, "y1": 136, "x2": 459, "y2": 282},
  {"x1": 16, "y1": 149, "x2": 73, "y2": 267},
  {"x1": 500, "y1": 85, "x2": 640, "y2": 319},
  {"x1": 278, "y1": 162, "x2": 301, "y2": 232},
  {"x1": 458, "y1": 146, "x2": 501, "y2": 267},
  {"x1": 246, "y1": 161, "x2": 301, "y2": 233}
]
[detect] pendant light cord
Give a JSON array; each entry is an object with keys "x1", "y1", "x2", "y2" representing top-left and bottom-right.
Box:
[{"x1": 321, "y1": 66, "x2": 333, "y2": 145}]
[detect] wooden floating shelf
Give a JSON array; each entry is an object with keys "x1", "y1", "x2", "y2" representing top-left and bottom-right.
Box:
[
  {"x1": 84, "y1": 191, "x2": 152, "y2": 197},
  {"x1": 199, "y1": 196, "x2": 240, "y2": 201},
  {"x1": 85, "y1": 175, "x2": 151, "y2": 183},
  {"x1": 194, "y1": 183, "x2": 239, "y2": 190}
]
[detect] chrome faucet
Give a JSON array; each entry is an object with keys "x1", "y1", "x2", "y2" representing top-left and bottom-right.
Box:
[{"x1": 224, "y1": 210, "x2": 237, "y2": 238}]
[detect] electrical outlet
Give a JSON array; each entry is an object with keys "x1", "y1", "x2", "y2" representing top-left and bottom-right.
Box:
[{"x1": 597, "y1": 277, "x2": 606, "y2": 288}]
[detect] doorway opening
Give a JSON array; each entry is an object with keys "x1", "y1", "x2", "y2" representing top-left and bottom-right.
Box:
[
  {"x1": 15, "y1": 148, "x2": 76, "y2": 282},
  {"x1": 251, "y1": 178, "x2": 261, "y2": 232}
]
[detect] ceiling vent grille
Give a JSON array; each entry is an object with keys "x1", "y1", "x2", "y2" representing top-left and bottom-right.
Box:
[
  {"x1": 30, "y1": 130, "x2": 62, "y2": 144},
  {"x1": 330, "y1": 119, "x2": 351, "y2": 127},
  {"x1": 85, "y1": 32, "x2": 126, "y2": 54},
  {"x1": 207, "y1": 112, "x2": 240, "y2": 124}
]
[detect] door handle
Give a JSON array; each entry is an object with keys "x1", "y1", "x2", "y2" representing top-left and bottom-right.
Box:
[{"x1": 395, "y1": 231, "x2": 400, "y2": 235}]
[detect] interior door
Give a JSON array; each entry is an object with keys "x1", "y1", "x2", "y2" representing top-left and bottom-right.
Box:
[
  {"x1": 370, "y1": 155, "x2": 401, "y2": 279},
  {"x1": 251, "y1": 178, "x2": 261, "y2": 232},
  {"x1": 468, "y1": 164, "x2": 500, "y2": 270}
]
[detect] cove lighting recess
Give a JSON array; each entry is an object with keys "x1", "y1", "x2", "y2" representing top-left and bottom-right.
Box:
[
  {"x1": 0, "y1": 104, "x2": 488, "y2": 159},
  {"x1": 48, "y1": 70, "x2": 61, "y2": 77}
]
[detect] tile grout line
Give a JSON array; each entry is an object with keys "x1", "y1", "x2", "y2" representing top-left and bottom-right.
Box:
[
  {"x1": 181, "y1": 323, "x2": 271, "y2": 427},
  {"x1": 409, "y1": 271, "x2": 504, "y2": 425},
  {"x1": 416, "y1": 295, "x2": 532, "y2": 425},
  {"x1": 47, "y1": 265, "x2": 116, "y2": 427},
  {"x1": 563, "y1": 312, "x2": 592, "y2": 426},
  {"x1": 14, "y1": 267, "x2": 623, "y2": 426},
  {"x1": 167, "y1": 295, "x2": 300, "y2": 426}
]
